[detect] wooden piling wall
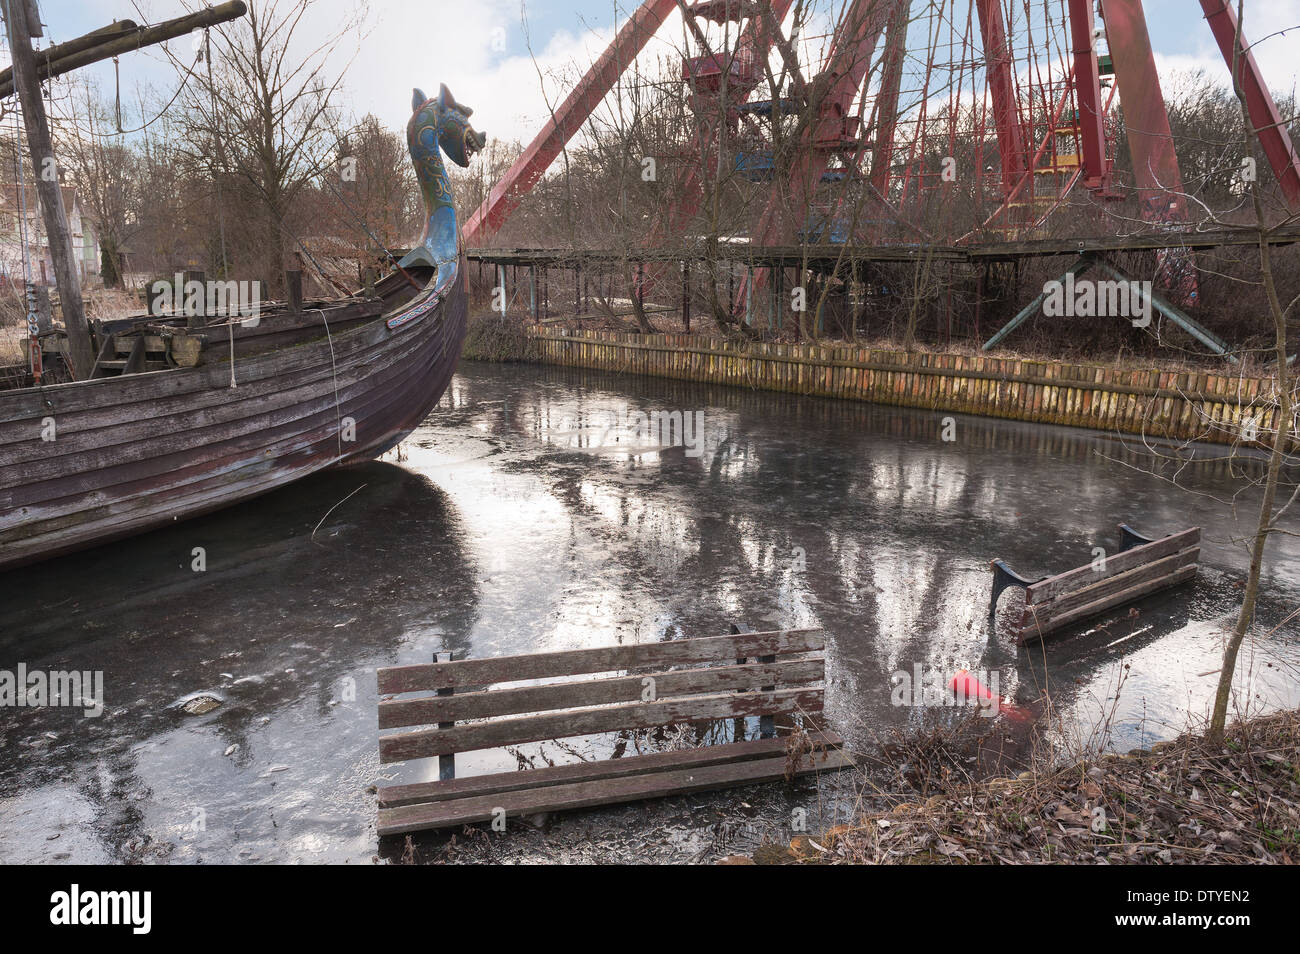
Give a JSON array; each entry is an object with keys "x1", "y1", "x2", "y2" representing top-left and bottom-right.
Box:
[{"x1": 524, "y1": 327, "x2": 1280, "y2": 446}]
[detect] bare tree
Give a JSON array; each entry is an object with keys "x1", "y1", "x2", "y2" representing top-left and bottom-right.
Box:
[
  {"x1": 178, "y1": 0, "x2": 364, "y2": 290},
  {"x1": 324, "y1": 113, "x2": 421, "y2": 261},
  {"x1": 56, "y1": 84, "x2": 144, "y2": 287}
]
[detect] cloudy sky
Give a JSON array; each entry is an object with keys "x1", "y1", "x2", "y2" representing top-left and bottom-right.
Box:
[{"x1": 20, "y1": 0, "x2": 1300, "y2": 149}]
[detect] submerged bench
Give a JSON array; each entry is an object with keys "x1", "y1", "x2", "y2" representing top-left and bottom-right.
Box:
[
  {"x1": 990, "y1": 525, "x2": 1200, "y2": 644},
  {"x1": 375, "y1": 627, "x2": 852, "y2": 837}
]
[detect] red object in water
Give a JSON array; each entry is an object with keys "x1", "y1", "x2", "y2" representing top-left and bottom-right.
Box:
[
  {"x1": 950, "y1": 669, "x2": 1031, "y2": 722},
  {"x1": 951, "y1": 669, "x2": 997, "y2": 705}
]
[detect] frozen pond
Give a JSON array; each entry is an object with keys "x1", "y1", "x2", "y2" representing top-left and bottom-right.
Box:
[{"x1": 3, "y1": 359, "x2": 1298, "y2": 863}]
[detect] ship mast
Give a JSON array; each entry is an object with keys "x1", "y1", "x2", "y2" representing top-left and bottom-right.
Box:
[{"x1": 3, "y1": 0, "x2": 94, "y2": 377}]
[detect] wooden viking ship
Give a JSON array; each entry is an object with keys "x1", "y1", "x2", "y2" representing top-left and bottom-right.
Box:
[{"x1": 0, "y1": 85, "x2": 485, "y2": 571}]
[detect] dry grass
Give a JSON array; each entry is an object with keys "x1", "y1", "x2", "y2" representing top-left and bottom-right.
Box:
[
  {"x1": 0, "y1": 291, "x2": 26, "y2": 369},
  {"x1": 0, "y1": 325, "x2": 22, "y2": 365},
  {"x1": 462, "y1": 308, "x2": 538, "y2": 362},
  {"x1": 756, "y1": 708, "x2": 1300, "y2": 865},
  {"x1": 85, "y1": 288, "x2": 145, "y2": 322}
]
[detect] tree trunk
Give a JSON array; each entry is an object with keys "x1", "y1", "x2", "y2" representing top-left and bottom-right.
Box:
[
  {"x1": 627, "y1": 265, "x2": 655, "y2": 333},
  {"x1": 1207, "y1": 5, "x2": 1294, "y2": 745},
  {"x1": 1207, "y1": 205, "x2": 1291, "y2": 744},
  {"x1": 99, "y1": 235, "x2": 122, "y2": 288}
]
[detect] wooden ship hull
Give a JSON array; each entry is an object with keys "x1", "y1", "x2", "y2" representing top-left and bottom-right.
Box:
[
  {"x1": 1, "y1": 79, "x2": 487, "y2": 573},
  {"x1": 0, "y1": 265, "x2": 467, "y2": 572}
]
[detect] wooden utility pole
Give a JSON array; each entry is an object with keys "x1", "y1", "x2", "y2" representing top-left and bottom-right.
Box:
[
  {"x1": 0, "y1": 20, "x2": 139, "y2": 96},
  {"x1": 3, "y1": 0, "x2": 94, "y2": 378},
  {"x1": 0, "y1": 3, "x2": 248, "y2": 99}
]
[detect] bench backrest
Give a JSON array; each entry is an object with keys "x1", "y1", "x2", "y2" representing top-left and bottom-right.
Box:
[
  {"x1": 377, "y1": 629, "x2": 825, "y2": 764},
  {"x1": 1019, "y1": 527, "x2": 1200, "y2": 639}
]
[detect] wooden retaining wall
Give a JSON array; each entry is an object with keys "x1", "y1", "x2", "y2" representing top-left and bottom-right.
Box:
[{"x1": 525, "y1": 327, "x2": 1283, "y2": 446}]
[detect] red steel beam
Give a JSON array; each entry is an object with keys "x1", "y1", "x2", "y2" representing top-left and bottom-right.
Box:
[
  {"x1": 1199, "y1": 0, "x2": 1300, "y2": 209},
  {"x1": 748, "y1": 0, "x2": 901, "y2": 247},
  {"x1": 654, "y1": 0, "x2": 797, "y2": 241},
  {"x1": 1099, "y1": 0, "x2": 1196, "y2": 302},
  {"x1": 868, "y1": 0, "x2": 909, "y2": 197},
  {"x1": 461, "y1": 0, "x2": 678, "y2": 246},
  {"x1": 976, "y1": 0, "x2": 1028, "y2": 198},
  {"x1": 820, "y1": 0, "x2": 897, "y2": 108},
  {"x1": 1100, "y1": 0, "x2": 1188, "y2": 222},
  {"x1": 1066, "y1": 0, "x2": 1110, "y2": 192}
]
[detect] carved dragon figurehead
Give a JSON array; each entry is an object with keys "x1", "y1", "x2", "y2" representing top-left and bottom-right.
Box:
[{"x1": 400, "y1": 84, "x2": 486, "y2": 278}]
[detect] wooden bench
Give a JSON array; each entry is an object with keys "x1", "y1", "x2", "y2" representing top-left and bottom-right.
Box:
[
  {"x1": 375, "y1": 626, "x2": 852, "y2": 837},
  {"x1": 990, "y1": 525, "x2": 1200, "y2": 644}
]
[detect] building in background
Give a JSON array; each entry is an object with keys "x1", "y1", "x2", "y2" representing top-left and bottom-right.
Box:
[{"x1": 0, "y1": 182, "x2": 99, "y2": 288}]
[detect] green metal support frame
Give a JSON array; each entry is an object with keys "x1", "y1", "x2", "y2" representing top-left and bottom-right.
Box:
[
  {"x1": 981, "y1": 255, "x2": 1093, "y2": 351},
  {"x1": 1088, "y1": 257, "x2": 1235, "y2": 363},
  {"x1": 981, "y1": 254, "x2": 1237, "y2": 363}
]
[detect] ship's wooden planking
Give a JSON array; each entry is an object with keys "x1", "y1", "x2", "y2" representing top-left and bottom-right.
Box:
[
  {"x1": 0, "y1": 82, "x2": 485, "y2": 571},
  {"x1": 0, "y1": 266, "x2": 466, "y2": 570}
]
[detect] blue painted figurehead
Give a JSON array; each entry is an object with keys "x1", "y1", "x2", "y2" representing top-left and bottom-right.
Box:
[{"x1": 399, "y1": 84, "x2": 486, "y2": 290}]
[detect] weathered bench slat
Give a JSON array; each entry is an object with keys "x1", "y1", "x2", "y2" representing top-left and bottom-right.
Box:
[
  {"x1": 1019, "y1": 564, "x2": 1198, "y2": 642},
  {"x1": 377, "y1": 731, "x2": 846, "y2": 808},
  {"x1": 1024, "y1": 528, "x2": 1200, "y2": 603},
  {"x1": 1020, "y1": 546, "x2": 1198, "y2": 628},
  {"x1": 374, "y1": 629, "x2": 851, "y2": 837},
  {"x1": 377, "y1": 629, "x2": 823, "y2": 694},
  {"x1": 376, "y1": 747, "x2": 856, "y2": 837},
  {"x1": 379, "y1": 687, "x2": 825, "y2": 763},
  {"x1": 379, "y1": 657, "x2": 825, "y2": 728}
]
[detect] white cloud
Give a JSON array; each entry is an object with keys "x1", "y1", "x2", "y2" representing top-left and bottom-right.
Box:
[
  {"x1": 334, "y1": 0, "x2": 682, "y2": 147},
  {"x1": 17, "y1": 0, "x2": 1299, "y2": 168},
  {"x1": 1152, "y1": 1, "x2": 1300, "y2": 98}
]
